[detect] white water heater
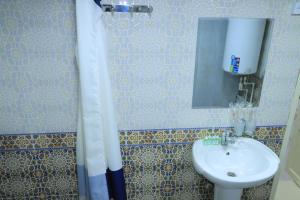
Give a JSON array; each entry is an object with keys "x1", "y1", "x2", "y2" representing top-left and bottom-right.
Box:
[{"x1": 222, "y1": 18, "x2": 266, "y2": 75}]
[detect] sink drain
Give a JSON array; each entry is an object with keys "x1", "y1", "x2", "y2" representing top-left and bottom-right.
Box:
[{"x1": 227, "y1": 172, "x2": 237, "y2": 177}]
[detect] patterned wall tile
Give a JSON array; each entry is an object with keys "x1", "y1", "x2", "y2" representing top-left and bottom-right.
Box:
[
  {"x1": 0, "y1": 126, "x2": 284, "y2": 199},
  {"x1": 0, "y1": 149, "x2": 78, "y2": 199},
  {"x1": 1, "y1": 0, "x2": 299, "y2": 134},
  {"x1": 0, "y1": 0, "x2": 290, "y2": 199},
  {"x1": 259, "y1": 139, "x2": 283, "y2": 156},
  {"x1": 103, "y1": 0, "x2": 300, "y2": 130},
  {"x1": 0, "y1": 132, "x2": 76, "y2": 150},
  {"x1": 33, "y1": 132, "x2": 76, "y2": 148},
  {"x1": 0, "y1": 0, "x2": 78, "y2": 134},
  {"x1": 120, "y1": 126, "x2": 285, "y2": 200},
  {"x1": 120, "y1": 126, "x2": 285, "y2": 145},
  {"x1": 0, "y1": 133, "x2": 78, "y2": 200},
  {"x1": 254, "y1": 126, "x2": 285, "y2": 140},
  {"x1": 0, "y1": 135, "x2": 33, "y2": 150},
  {"x1": 242, "y1": 180, "x2": 273, "y2": 200},
  {"x1": 121, "y1": 143, "x2": 215, "y2": 200}
]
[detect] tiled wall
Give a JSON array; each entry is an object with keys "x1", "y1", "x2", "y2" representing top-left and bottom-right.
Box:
[
  {"x1": 0, "y1": 126, "x2": 284, "y2": 199},
  {"x1": 0, "y1": 133, "x2": 78, "y2": 199},
  {"x1": 0, "y1": 0, "x2": 293, "y2": 199},
  {"x1": 0, "y1": 0, "x2": 77, "y2": 134},
  {"x1": 1, "y1": 0, "x2": 300, "y2": 134},
  {"x1": 120, "y1": 126, "x2": 284, "y2": 200},
  {"x1": 105, "y1": 0, "x2": 300, "y2": 130}
]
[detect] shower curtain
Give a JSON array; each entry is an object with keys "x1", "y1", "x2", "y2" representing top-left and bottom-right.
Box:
[{"x1": 75, "y1": 0, "x2": 126, "y2": 199}]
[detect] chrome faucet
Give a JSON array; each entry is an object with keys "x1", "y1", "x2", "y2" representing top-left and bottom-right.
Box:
[{"x1": 221, "y1": 130, "x2": 236, "y2": 146}]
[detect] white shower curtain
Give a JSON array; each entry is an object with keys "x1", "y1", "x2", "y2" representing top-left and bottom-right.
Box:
[{"x1": 75, "y1": 0, "x2": 126, "y2": 199}]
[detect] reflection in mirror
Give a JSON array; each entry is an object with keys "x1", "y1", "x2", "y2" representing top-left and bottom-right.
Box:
[{"x1": 192, "y1": 17, "x2": 273, "y2": 108}]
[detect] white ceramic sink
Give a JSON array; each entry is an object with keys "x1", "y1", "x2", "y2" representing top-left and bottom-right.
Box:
[{"x1": 192, "y1": 137, "x2": 280, "y2": 200}]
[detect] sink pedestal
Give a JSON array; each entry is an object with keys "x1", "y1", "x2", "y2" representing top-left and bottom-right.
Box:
[{"x1": 214, "y1": 185, "x2": 242, "y2": 200}]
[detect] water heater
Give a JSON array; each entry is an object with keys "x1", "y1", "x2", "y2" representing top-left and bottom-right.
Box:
[{"x1": 222, "y1": 18, "x2": 266, "y2": 75}]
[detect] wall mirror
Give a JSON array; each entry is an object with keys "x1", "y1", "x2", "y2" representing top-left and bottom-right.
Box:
[{"x1": 192, "y1": 17, "x2": 273, "y2": 108}]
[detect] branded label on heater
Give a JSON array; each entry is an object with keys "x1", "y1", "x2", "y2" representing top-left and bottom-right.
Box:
[{"x1": 230, "y1": 55, "x2": 240, "y2": 73}]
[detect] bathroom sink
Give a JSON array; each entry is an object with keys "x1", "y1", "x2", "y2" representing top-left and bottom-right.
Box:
[{"x1": 192, "y1": 137, "x2": 280, "y2": 200}]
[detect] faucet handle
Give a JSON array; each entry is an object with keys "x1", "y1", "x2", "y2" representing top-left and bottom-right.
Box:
[
  {"x1": 221, "y1": 130, "x2": 236, "y2": 145},
  {"x1": 222, "y1": 130, "x2": 233, "y2": 137},
  {"x1": 221, "y1": 130, "x2": 230, "y2": 145}
]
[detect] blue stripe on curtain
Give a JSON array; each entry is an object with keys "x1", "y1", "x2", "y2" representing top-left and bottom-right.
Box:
[
  {"x1": 77, "y1": 165, "x2": 109, "y2": 200},
  {"x1": 106, "y1": 168, "x2": 127, "y2": 200},
  {"x1": 93, "y1": 0, "x2": 101, "y2": 7}
]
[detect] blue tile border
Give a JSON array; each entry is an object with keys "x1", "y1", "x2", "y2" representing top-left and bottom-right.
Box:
[
  {"x1": 0, "y1": 147, "x2": 76, "y2": 152},
  {"x1": 0, "y1": 125, "x2": 285, "y2": 152},
  {"x1": 0, "y1": 131, "x2": 76, "y2": 136},
  {"x1": 120, "y1": 138, "x2": 283, "y2": 147},
  {"x1": 0, "y1": 125, "x2": 286, "y2": 136},
  {"x1": 118, "y1": 125, "x2": 286, "y2": 132}
]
